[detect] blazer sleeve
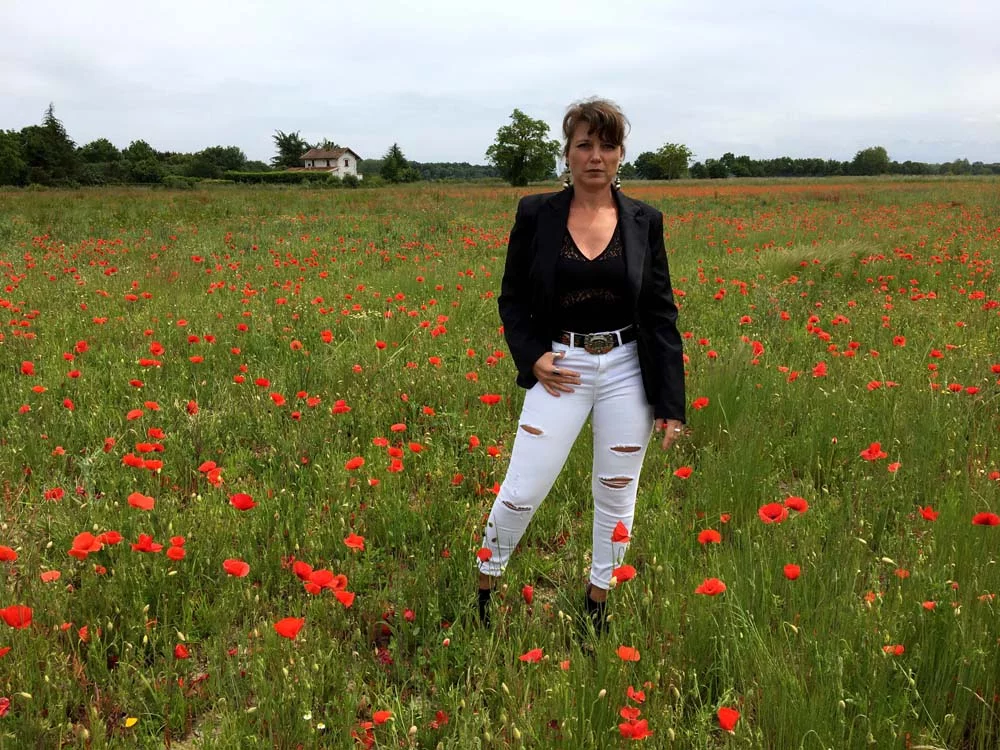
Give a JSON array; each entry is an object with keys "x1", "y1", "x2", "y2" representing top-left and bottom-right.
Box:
[
  {"x1": 498, "y1": 198, "x2": 549, "y2": 386},
  {"x1": 640, "y1": 209, "x2": 686, "y2": 422}
]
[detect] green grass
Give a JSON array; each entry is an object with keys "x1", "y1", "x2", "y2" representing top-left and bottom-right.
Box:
[{"x1": 0, "y1": 179, "x2": 998, "y2": 748}]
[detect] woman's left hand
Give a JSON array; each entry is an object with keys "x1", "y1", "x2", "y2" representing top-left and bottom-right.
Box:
[{"x1": 654, "y1": 418, "x2": 684, "y2": 451}]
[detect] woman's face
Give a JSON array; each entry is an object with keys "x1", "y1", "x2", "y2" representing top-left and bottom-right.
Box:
[{"x1": 565, "y1": 122, "x2": 623, "y2": 190}]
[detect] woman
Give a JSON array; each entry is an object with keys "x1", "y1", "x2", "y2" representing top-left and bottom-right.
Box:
[{"x1": 477, "y1": 98, "x2": 686, "y2": 632}]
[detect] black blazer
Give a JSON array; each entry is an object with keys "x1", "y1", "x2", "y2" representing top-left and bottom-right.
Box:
[{"x1": 498, "y1": 186, "x2": 686, "y2": 423}]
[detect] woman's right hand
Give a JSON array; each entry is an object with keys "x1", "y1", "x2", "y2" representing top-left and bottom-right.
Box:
[{"x1": 533, "y1": 350, "x2": 581, "y2": 397}]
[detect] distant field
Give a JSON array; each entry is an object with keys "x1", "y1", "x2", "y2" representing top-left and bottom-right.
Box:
[{"x1": 1, "y1": 179, "x2": 998, "y2": 748}]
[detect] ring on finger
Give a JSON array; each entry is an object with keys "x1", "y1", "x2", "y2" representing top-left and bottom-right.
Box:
[
  {"x1": 673, "y1": 427, "x2": 682, "y2": 433},
  {"x1": 553, "y1": 367, "x2": 561, "y2": 375}
]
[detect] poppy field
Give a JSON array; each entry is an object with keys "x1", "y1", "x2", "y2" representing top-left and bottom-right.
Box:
[{"x1": 1, "y1": 178, "x2": 999, "y2": 748}]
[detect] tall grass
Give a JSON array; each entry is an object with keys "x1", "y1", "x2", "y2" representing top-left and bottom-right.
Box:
[{"x1": 0, "y1": 179, "x2": 998, "y2": 748}]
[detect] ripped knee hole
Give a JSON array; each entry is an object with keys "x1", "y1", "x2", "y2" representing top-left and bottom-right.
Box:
[
  {"x1": 599, "y1": 476, "x2": 634, "y2": 489},
  {"x1": 610, "y1": 445, "x2": 641, "y2": 454}
]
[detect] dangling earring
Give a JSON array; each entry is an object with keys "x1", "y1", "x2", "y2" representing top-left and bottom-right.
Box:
[
  {"x1": 612, "y1": 165, "x2": 622, "y2": 191},
  {"x1": 562, "y1": 167, "x2": 572, "y2": 189}
]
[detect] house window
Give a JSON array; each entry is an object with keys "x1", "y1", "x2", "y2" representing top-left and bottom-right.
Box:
[{"x1": 344, "y1": 159, "x2": 350, "y2": 167}]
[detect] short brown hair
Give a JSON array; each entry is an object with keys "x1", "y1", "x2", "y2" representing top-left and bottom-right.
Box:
[{"x1": 562, "y1": 98, "x2": 630, "y2": 158}]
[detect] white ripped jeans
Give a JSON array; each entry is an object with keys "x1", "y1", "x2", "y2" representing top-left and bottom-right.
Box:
[{"x1": 478, "y1": 337, "x2": 654, "y2": 589}]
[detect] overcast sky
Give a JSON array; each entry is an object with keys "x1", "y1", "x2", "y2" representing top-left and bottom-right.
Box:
[{"x1": 3, "y1": 0, "x2": 998, "y2": 165}]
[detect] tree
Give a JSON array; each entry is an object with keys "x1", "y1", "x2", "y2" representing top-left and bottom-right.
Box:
[
  {"x1": 188, "y1": 145, "x2": 247, "y2": 178},
  {"x1": 78, "y1": 138, "x2": 121, "y2": 163},
  {"x1": 315, "y1": 138, "x2": 340, "y2": 151},
  {"x1": 271, "y1": 130, "x2": 310, "y2": 169},
  {"x1": 19, "y1": 104, "x2": 80, "y2": 185},
  {"x1": 633, "y1": 151, "x2": 664, "y2": 180},
  {"x1": 380, "y1": 143, "x2": 420, "y2": 183},
  {"x1": 486, "y1": 109, "x2": 560, "y2": 187},
  {"x1": 633, "y1": 144, "x2": 692, "y2": 180},
  {"x1": 619, "y1": 161, "x2": 638, "y2": 179},
  {"x1": 0, "y1": 130, "x2": 28, "y2": 185},
  {"x1": 851, "y1": 146, "x2": 890, "y2": 176},
  {"x1": 121, "y1": 140, "x2": 163, "y2": 183},
  {"x1": 655, "y1": 143, "x2": 692, "y2": 180}
]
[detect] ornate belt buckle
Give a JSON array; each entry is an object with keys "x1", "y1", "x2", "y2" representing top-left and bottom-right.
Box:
[{"x1": 583, "y1": 332, "x2": 614, "y2": 355}]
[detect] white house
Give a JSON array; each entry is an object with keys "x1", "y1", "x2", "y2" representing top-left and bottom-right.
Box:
[{"x1": 300, "y1": 147, "x2": 363, "y2": 179}]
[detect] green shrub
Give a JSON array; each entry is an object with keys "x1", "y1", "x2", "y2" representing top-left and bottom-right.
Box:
[
  {"x1": 223, "y1": 170, "x2": 331, "y2": 185},
  {"x1": 162, "y1": 174, "x2": 197, "y2": 189}
]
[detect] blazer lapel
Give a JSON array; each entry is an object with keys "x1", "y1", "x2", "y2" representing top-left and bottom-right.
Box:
[
  {"x1": 535, "y1": 188, "x2": 572, "y2": 306},
  {"x1": 614, "y1": 190, "x2": 648, "y2": 301}
]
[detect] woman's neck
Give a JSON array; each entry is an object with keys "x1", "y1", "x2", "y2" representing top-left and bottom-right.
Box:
[{"x1": 570, "y1": 185, "x2": 615, "y2": 213}]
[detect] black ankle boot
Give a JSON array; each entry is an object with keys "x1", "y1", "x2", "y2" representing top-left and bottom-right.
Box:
[
  {"x1": 478, "y1": 587, "x2": 492, "y2": 628},
  {"x1": 584, "y1": 585, "x2": 608, "y2": 634}
]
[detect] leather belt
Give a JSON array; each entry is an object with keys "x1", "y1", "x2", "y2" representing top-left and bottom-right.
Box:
[{"x1": 558, "y1": 325, "x2": 636, "y2": 355}]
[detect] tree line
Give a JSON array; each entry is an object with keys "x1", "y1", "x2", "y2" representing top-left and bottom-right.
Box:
[{"x1": 1, "y1": 104, "x2": 997, "y2": 188}]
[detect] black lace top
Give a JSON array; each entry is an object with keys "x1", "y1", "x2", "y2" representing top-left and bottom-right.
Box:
[{"x1": 554, "y1": 225, "x2": 632, "y2": 334}]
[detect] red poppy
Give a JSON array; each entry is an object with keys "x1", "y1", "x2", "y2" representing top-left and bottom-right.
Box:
[
  {"x1": 373, "y1": 710, "x2": 392, "y2": 725},
  {"x1": 334, "y1": 590, "x2": 355, "y2": 608},
  {"x1": 166, "y1": 546, "x2": 185, "y2": 561},
  {"x1": 918, "y1": 505, "x2": 938, "y2": 521},
  {"x1": 174, "y1": 643, "x2": 190, "y2": 659},
  {"x1": 692, "y1": 396, "x2": 709, "y2": 410},
  {"x1": 860, "y1": 442, "x2": 888, "y2": 461},
  {"x1": 40, "y1": 570, "x2": 60, "y2": 583},
  {"x1": 616, "y1": 645, "x2": 640, "y2": 662},
  {"x1": 758, "y1": 503, "x2": 788, "y2": 524},
  {"x1": 97, "y1": 530, "x2": 122, "y2": 545},
  {"x1": 223, "y1": 559, "x2": 250, "y2": 577},
  {"x1": 783, "y1": 564, "x2": 801, "y2": 580},
  {"x1": 344, "y1": 456, "x2": 365, "y2": 471},
  {"x1": 476, "y1": 547, "x2": 492, "y2": 562},
  {"x1": 882, "y1": 644, "x2": 905, "y2": 656},
  {"x1": 0, "y1": 605, "x2": 32, "y2": 629},
  {"x1": 274, "y1": 617, "x2": 304, "y2": 640},
  {"x1": 717, "y1": 707, "x2": 740, "y2": 732},
  {"x1": 479, "y1": 394, "x2": 502, "y2": 405},
  {"x1": 229, "y1": 493, "x2": 256, "y2": 510},
  {"x1": 695, "y1": 578, "x2": 727, "y2": 596},
  {"x1": 131, "y1": 534, "x2": 163, "y2": 553},
  {"x1": 519, "y1": 647, "x2": 544, "y2": 663},
  {"x1": 44, "y1": 487, "x2": 65, "y2": 501},
  {"x1": 344, "y1": 533, "x2": 365, "y2": 551},
  {"x1": 613, "y1": 564, "x2": 637, "y2": 583},
  {"x1": 127, "y1": 492, "x2": 155, "y2": 511},
  {"x1": 69, "y1": 532, "x2": 103, "y2": 560},
  {"x1": 972, "y1": 512, "x2": 1000, "y2": 526},
  {"x1": 784, "y1": 496, "x2": 809, "y2": 513},
  {"x1": 673, "y1": 466, "x2": 693, "y2": 479},
  {"x1": 522, "y1": 584, "x2": 534, "y2": 604},
  {"x1": 627, "y1": 685, "x2": 646, "y2": 703},
  {"x1": 0, "y1": 546, "x2": 16, "y2": 562},
  {"x1": 611, "y1": 521, "x2": 631, "y2": 543},
  {"x1": 126, "y1": 409, "x2": 144, "y2": 421},
  {"x1": 619, "y1": 718, "x2": 653, "y2": 740},
  {"x1": 698, "y1": 529, "x2": 722, "y2": 545}
]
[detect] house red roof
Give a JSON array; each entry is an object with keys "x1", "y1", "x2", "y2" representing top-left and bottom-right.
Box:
[{"x1": 301, "y1": 147, "x2": 362, "y2": 161}]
